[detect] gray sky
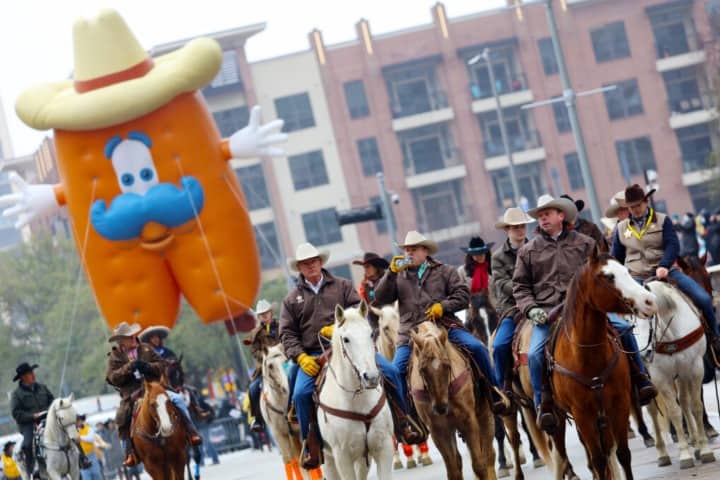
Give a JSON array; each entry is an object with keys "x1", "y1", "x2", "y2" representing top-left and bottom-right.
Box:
[{"x1": 0, "y1": 0, "x2": 507, "y2": 156}]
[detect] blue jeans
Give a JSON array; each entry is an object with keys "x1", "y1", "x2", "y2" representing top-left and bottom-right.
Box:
[
  {"x1": 80, "y1": 452, "x2": 102, "y2": 480},
  {"x1": 249, "y1": 376, "x2": 262, "y2": 419},
  {"x1": 492, "y1": 317, "x2": 515, "y2": 387},
  {"x1": 167, "y1": 390, "x2": 197, "y2": 430},
  {"x1": 669, "y1": 269, "x2": 720, "y2": 335},
  {"x1": 199, "y1": 425, "x2": 220, "y2": 465}
]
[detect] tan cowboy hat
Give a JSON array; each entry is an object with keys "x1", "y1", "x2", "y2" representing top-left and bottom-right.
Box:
[
  {"x1": 604, "y1": 190, "x2": 627, "y2": 218},
  {"x1": 527, "y1": 194, "x2": 577, "y2": 222},
  {"x1": 397, "y1": 230, "x2": 438, "y2": 255},
  {"x1": 138, "y1": 325, "x2": 171, "y2": 342},
  {"x1": 287, "y1": 243, "x2": 330, "y2": 272},
  {"x1": 495, "y1": 207, "x2": 535, "y2": 229},
  {"x1": 254, "y1": 299, "x2": 274, "y2": 315},
  {"x1": 108, "y1": 322, "x2": 142, "y2": 343},
  {"x1": 15, "y1": 9, "x2": 222, "y2": 131}
]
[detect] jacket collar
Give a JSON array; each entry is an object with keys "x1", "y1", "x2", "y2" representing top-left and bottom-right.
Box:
[
  {"x1": 535, "y1": 225, "x2": 570, "y2": 242},
  {"x1": 297, "y1": 268, "x2": 335, "y2": 292},
  {"x1": 504, "y1": 237, "x2": 527, "y2": 253}
]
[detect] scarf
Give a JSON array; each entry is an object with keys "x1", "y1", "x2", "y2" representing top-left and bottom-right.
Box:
[{"x1": 470, "y1": 261, "x2": 489, "y2": 294}]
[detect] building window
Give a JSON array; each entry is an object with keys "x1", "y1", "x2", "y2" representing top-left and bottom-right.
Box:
[
  {"x1": 648, "y1": 3, "x2": 696, "y2": 58},
  {"x1": 357, "y1": 138, "x2": 383, "y2": 176},
  {"x1": 564, "y1": 152, "x2": 584, "y2": 190},
  {"x1": 343, "y1": 80, "x2": 370, "y2": 119},
  {"x1": 467, "y1": 45, "x2": 526, "y2": 100},
  {"x1": 491, "y1": 163, "x2": 547, "y2": 209},
  {"x1": 616, "y1": 137, "x2": 656, "y2": 177},
  {"x1": 688, "y1": 182, "x2": 717, "y2": 212},
  {"x1": 274, "y1": 93, "x2": 315, "y2": 133},
  {"x1": 254, "y1": 222, "x2": 280, "y2": 269},
  {"x1": 302, "y1": 208, "x2": 342, "y2": 246},
  {"x1": 677, "y1": 124, "x2": 714, "y2": 173},
  {"x1": 538, "y1": 37, "x2": 559, "y2": 75},
  {"x1": 370, "y1": 196, "x2": 388, "y2": 235},
  {"x1": 604, "y1": 79, "x2": 643, "y2": 120},
  {"x1": 398, "y1": 123, "x2": 459, "y2": 176},
  {"x1": 210, "y1": 50, "x2": 241, "y2": 88},
  {"x1": 234, "y1": 164, "x2": 270, "y2": 211},
  {"x1": 552, "y1": 98, "x2": 571, "y2": 133},
  {"x1": 591, "y1": 22, "x2": 630, "y2": 63},
  {"x1": 384, "y1": 60, "x2": 447, "y2": 118},
  {"x1": 327, "y1": 264, "x2": 352, "y2": 280},
  {"x1": 478, "y1": 108, "x2": 541, "y2": 156},
  {"x1": 213, "y1": 106, "x2": 250, "y2": 138},
  {"x1": 662, "y1": 67, "x2": 704, "y2": 114},
  {"x1": 289, "y1": 150, "x2": 329, "y2": 191},
  {"x1": 411, "y1": 180, "x2": 467, "y2": 232}
]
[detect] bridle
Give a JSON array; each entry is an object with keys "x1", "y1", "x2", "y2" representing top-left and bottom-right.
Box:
[
  {"x1": 134, "y1": 388, "x2": 176, "y2": 441},
  {"x1": 319, "y1": 330, "x2": 379, "y2": 396}
]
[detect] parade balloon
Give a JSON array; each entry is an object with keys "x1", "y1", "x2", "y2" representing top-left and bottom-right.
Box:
[{"x1": 1, "y1": 9, "x2": 287, "y2": 330}]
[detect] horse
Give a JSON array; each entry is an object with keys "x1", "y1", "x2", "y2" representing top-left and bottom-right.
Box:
[
  {"x1": 635, "y1": 281, "x2": 716, "y2": 469},
  {"x1": 132, "y1": 380, "x2": 188, "y2": 480},
  {"x1": 548, "y1": 250, "x2": 657, "y2": 480},
  {"x1": 16, "y1": 395, "x2": 80, "y2": 480},
  {"x1": 410, "y1": 321, "x2": 496, "y2": 480},
  {"x1": 372, "y1": 304, "x2": 433, "y2": 470},
  {"x1": 165, "y1": 357, "x2": 203, "y2": 480},
  {"x1": 317, "y1": 301, "x2": 394, "y2": 480},
  {"x1": 465, "y1": 289, "x2": 499, "y2": 345}
]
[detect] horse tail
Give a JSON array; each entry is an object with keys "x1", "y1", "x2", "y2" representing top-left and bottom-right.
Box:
[{"x1": 520, "y1": 406, "x2": 553, "y2": 470}]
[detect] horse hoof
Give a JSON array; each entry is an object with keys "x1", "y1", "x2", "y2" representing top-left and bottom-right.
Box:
[
  {"x1": 497, "y1": 467, "x2": 510, "y2": 478},
  {"x1": 519, "y1": 449, "x2": 527, "y2": 465},
  {"x1": 393, "y1": 460, "x2": 403, "y2": 470},
  {"x1": 657, "y1": 456, "x2": 671, "y2": 467},
  {"x1": 406, "y1": 458, "x2": 417, "y2": 469},
  {"x1": 628, "y1": 429, "x2": 636, "y2": 439},
  {"x1": 680, "y1": 458, "x2": 694, "y2": 469},
  {"x1": 533, "y1": 458, "x2": 546, "y2": 469},
  {"x1": 707, "y1": 426, "x2": 719, "y2": 439},
  {"x1": 420, "y1": 454, "x2": 433, "y2": 466},
  {"x1": 701, "y1": 451, "x2": 716, "y2": 464},
  {"x1": 644, "y1": 437, "x2": 656, "y2": 448}
]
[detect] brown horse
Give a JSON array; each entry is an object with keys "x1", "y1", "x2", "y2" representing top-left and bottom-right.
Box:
[
  {"x1": 410, "y1": 321, "x2": 496, "y2": 480},
  {"x1": 549, "y1": 251, "x2": 657, "y2": 479},
  {"x1": 133, "y1": 380, "x2": 188, "y2": 480}
]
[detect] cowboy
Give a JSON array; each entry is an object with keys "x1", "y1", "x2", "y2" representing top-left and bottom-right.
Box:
[
  {"x1": 105, "y1": 322, "x2": 202, "y2": 467},
  {"x1": 457, "y1": 237, "x2": 494, "y2": 295},
  {"x1": 611, "y1": 184, "x2": 720, "y2": 359},
  {"x1": 514, "y1": 195, "x2": 656, "y2": 432},
  {"x1": 138, "y1": 326, "x2": 177, "y2": 361},
  {"x1": 246, "y1": 299, "x2": 280, "y2": 433},
  {"x1": 10, "y1": 363, "x2": 54, "y2": 475},
  {"x1": 374, "y1": 231, "x2": 509, "y2": 415},
  {"x1": 489, "y1": 208, "x2": 535, "y2": 398},
  {"x1": 76, "y1": 415, "x2": 103, "y2": 480},
  {"x1": 561, "y1": 195, "x2": 608, "y2": 252},
  {"x1": 353, "y1": 252, "x2": 390, "y2": 331},
  {"x1": 2, "y1": 441, "x2": 20, "y2": 480},
  {"x1": 280, "y1": 243, "x2": 415, "y2": 469}
]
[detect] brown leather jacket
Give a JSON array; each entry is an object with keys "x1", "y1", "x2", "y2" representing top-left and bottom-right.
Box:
[
  {"x1": 375, "y1": 257, "x2": 470, "y2": 346},
  {"x1": 491, "y1": 238, "x2": 526, "y2": 316},
  {"x1": 280, "y1": 270, "x2": 360, "y2": 361},
  {"x1": 513, "y1": 227, "x2": 595, "y2": 316}
]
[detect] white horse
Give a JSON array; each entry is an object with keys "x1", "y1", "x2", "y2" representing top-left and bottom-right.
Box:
[
  {"x1": 318, "y1": 301, "x2": 394, "y2": 480},
  {"x1": 16, "y1": 395, "x2": 80, "y2": 480},
  {"x1": 635, "y1": 281, "x2": 716, "y2": 469}
]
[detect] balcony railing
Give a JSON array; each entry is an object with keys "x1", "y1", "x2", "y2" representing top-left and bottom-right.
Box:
[
  {"x1": 483, "y1": 129, "x2": 542, "y2": 157},
  {"x1": 470, "y1": 73, "x2": 529, "y2": 101},
  {"x1": 654, "y1": 22, "x2": 703, "y2": 59},
  {"x1": 404, "y1": 146, "x2": 463, "y2": 177},
  {"x1": 668, "y1": 91, "x2": 716, "y2": 115},
  {"x1": 202, "y1": 79, "x2": 244, "y2": 97},
  {"x1": 390, "y1": 90, "x2": 449, "y2": 119},
  {"x1": 416, "y1": 202, "x2": 477, "y2": 234},
  {"x1": 682, "y1": 152, "x2": 714, "y2": 174}
]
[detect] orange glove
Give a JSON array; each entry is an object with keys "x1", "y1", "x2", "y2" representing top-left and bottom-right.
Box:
[
  {"x1": 297, "y1": 353, "x2": 320, "y2": 376},
  {"x1": 319, "y1": 325, "x2": 334, "y2": 338},
  {"x1": 425, "y1": 303, "x2": 443, "y2": 320}
]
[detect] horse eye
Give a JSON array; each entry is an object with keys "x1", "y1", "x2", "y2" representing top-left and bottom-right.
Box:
[
  {"x1": 605, "y1": 273, "x2": 614, "y2": 282},
  {"x1": 343, "y1": 337, "x2": 350, "y2": 344},
  {"x1": 269, "y1": 364, "x2": 274, "y2": 370}
]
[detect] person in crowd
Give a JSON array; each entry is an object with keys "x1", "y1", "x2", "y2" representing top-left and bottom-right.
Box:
[
  {"x1": 138, "y1": 326, "x2": 178, "y2": 361},
  {"x1": 76, "y1": 415, "x2": 103, "y2": 480},
  {"x1": 1, "y1": 441, "x2": 21, "y2": 480},
  {"x1": 353, "y1": 252, "x2": 390, "y2": 332}
]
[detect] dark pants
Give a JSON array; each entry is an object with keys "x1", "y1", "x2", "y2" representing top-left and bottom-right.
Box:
[
  {"x1": 249, "y1": 376, "x2": 263, "y2": 423},
  {"x1": 19, "y1": 424, "x2": 34, "y2": 473}
]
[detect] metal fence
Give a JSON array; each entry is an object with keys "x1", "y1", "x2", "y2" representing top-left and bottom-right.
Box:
[{"x1": 205, "y1": 417, "x2": 251, "y2": 454}]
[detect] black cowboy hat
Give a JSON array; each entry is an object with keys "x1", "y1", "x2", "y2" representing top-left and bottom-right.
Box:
[
  {"x1": 624, "y1": 184, "x2": 656, "y2": 206},
  {"x1": 352, "y1": 252, "x2": 389, "y2": 269},
  {"x1": 461, "y1": 237, "x2": 494, "y2": 255},
  {"x1": 560, "y1": 195, "x2": 585, "y2": 213},
  {"x1": 13, "y1": 362, "x2": 38, "y2": 382},
  {"x1": 77, "y1": 414, "x2": 87, "y2": 421}
]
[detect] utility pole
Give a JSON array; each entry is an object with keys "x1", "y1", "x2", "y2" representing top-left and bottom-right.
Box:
[{"x1": 377, "y1": 172, "x2": 400, "y2": 255}]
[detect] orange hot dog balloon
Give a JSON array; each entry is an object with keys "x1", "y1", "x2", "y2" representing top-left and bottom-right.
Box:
[{"x1": 7, "y1": 9, "x2": 287, "y2": 331}]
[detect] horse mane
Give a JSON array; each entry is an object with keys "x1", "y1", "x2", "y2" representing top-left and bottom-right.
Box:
[{"x1": 562, "y1": 252, "x2": 614, "y2": 327}]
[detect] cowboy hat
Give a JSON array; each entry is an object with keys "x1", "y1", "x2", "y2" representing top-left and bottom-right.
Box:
[
  {"x1": 624, "y1": 184, "x2": 656, "y2": 207},
  {"x1": 352, "y1": 252, "x2": 390, "y2": 269},
  {"x1": 108, "y1": 322, "x2": 142, "y2": 343},
  {"x1": 139, "y1": 325, "x2": 171, "y2": 342},
  {"x1": 527, "y1": 194, "x2": 577, "y2": 222},
  {"x1": 397, "y1": 231, "x2": 438, "y2": 255},
  {"x1": 604, "y1": 190, "x2": 628, "y2": 218},
  {"x1": 15, "y1": 9, "x2": 222, "y2": 131},
  {"x1": 461, "y1": 237, "x2": 494, "y2": 255},
  {"x1": 254, "y1": 299, "x2": 274, "y2": 315},
  {"x1": 13, "y1": 363, "x2": 38, "y2": 382},
  {"x1": 287, "y1": 243, "x2": 330, "y2": 272},
  {"x1": 495, "y1": 207, "x2": 535, "y2": 229},
  {"x1": 560, "y1": 195, "x2": 585, "y2": 213}
]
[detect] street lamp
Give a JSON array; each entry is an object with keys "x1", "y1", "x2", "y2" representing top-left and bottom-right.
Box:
[{"x1": 468, "y1": 48, "x2": 523, "y2": 207}]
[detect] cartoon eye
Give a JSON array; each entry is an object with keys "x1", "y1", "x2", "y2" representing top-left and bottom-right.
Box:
[
  {"x1": 139, "y1": 168, "x2": 154, "y2": 182},
  {"x1": 121, "y1": 173, "x2": 135, "y2": 186}
]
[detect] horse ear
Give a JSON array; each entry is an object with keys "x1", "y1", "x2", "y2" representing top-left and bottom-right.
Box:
[
  {"x1": 701, "y1": 253, "x2": 708, "y2": 266},
  {"x1": 677, "y1": 256, "x2": 689, "y2": 271},
  {"x1": 335, "y1": 304, "x2": 346, "y2": 327},
  {"x1": 359, "y1": 300, "x2": 368, "y2": 319},
  {"x1": 438, "y1": 327, "x2": 448, "y2": 345},
  {"x1": 68, "y1": 393, "x2": 74, "y2": 403}
]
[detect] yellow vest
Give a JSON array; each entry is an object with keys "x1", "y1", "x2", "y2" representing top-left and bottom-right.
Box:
[
  {"x1": 2, "y1": 453, "x2": 20, "y2": 479},
  {"x1": 78, "y1": 424, "x2": 95, "y2": 455}
]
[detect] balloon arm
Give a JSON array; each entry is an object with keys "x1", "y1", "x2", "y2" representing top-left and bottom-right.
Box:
[
  {"x1": 0, "y1": 173, "x2": 63, "y2": 229},
  {"x1": 226, "y1": 105, "x2": 287, "y2": 159},
  {"x1": 53, "y1": 184, "x2": 67, "y2": 206}
]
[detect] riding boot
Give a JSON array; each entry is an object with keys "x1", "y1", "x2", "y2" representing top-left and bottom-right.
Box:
[
  {"x1": 489, "y1": 384, "x2": 512, "y2": 417},
  {"x1": 383, "y1": 377, "x2": 424, "y2": 445},
  {"x1": 249, "y1": 395, "x2": 266, "y2": 433},
  {"x1": 301, "y1": 422, "x2": 323, "y2": 470},
  {"x1": 711, "y1": 335, "x2": 720, "y2": 368},
  {"x1": 180, "y1": 415, "x2": 203, "y2": 446},
  {"x1": 122, "y1": 440, "x2": 138, "y2": 468},
  {"x1": 22, "y1": 447, "x2": 34, "y2": 475},
  {"x1": 627, "y1": 355, "x2": 657, "y2": 406},
  {"x1": 537, "y1": 367, "x2": 557, "y2": 434}
]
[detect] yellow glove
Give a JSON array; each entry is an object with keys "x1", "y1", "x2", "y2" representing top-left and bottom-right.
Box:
[
  {"x1": 390, "y1": 255, "x2": 411, "y2": 273},
  {"x1": 297, "y1": 353, "x2": 320, "y2": 377},
  {"x1": 320, "y1": 325, "x2": 334, "y2": 338},
  {"x1": 425, "y1": 302, "x2": 443, "y2": 320}
]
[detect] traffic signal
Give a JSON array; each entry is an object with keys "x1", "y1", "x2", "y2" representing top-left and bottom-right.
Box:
[{"x1": 335, "y1": 204, "x2": 383, "y2": 226}]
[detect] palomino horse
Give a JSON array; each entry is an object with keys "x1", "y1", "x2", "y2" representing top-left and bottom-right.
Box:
[
  {"x1": 410, "y1": 321, "x2": 496, "y2": 480},
  {"x1": 636, "y1": 281, "x2": 716, "y2": 468},
  {"x1": 132, "y1": 380, "x2": 188, "y2": 480},
  {"x1": 549, "y1": 251, "x2": 657, "y2": 480},
  {"x1": 317, "y1": 301, "x2": 394, "y2": 480},
  {"x1": 372, "y1": 304, "x2": 433, "y2": 470},
  {"x1": 16, "y1": 395, "x2": 80, "y2": 480}
]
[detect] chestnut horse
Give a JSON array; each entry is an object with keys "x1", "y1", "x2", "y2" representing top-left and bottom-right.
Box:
[
  {"x1": 549, "y1": 251, "x2": 657, "y2": 479},
  {"x1": 132, "y1": 380, "x2": 188, "y2": 480}
]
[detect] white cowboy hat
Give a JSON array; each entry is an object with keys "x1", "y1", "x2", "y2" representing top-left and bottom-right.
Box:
[
  {"x1": 527, "y1": 194, "x2": 578, "y2": 222},
  {"x1": 254, "y1": 299, "x2": 274, "y2": 315},
  {"x1": 397, "y1": 231, "x2": 439, "y2": 255},
  {"x1": 287, "y1": 243, "x2": 330, "y2": 272},
  {"x1": 138, "y1": 325, "x2": 171, "y2": 342},
  {"x1": 495, "y1": 207, "x2": 535, "y2": 229},
  {"x1": 15, "y1": 9, "x2": 222, "y2": 131},
  {"x1": 108, "y1": 322, "x2": 142, "y2": 343},
  {"x1": 604, "y1": 190, "x2": 628, "y2": 218}
]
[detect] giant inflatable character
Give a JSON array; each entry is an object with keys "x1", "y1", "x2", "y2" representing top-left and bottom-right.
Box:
[{"x1": 0, "y1": 9, "x2": 287, "y2": 330}]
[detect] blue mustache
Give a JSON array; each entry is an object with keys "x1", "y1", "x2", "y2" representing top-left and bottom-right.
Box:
[{"x1": 91, "y1": 177, "x2": 205, "y2": 241}]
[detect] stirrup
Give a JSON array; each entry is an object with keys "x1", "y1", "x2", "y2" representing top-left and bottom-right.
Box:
[{"x1": 537, "y1": 407, "x2": 558, "y2": 435}]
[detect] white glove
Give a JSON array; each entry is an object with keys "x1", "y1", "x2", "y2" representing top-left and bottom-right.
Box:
[
  {"x1": 229, "y1": 105, "x2": 288, "y2": 158},
  {"x1": 0, "y1": 172, "x2": 60, "y2": 229},
  {"x1": 528, "y1": 307, "x2": 548, "y2": 326}
]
